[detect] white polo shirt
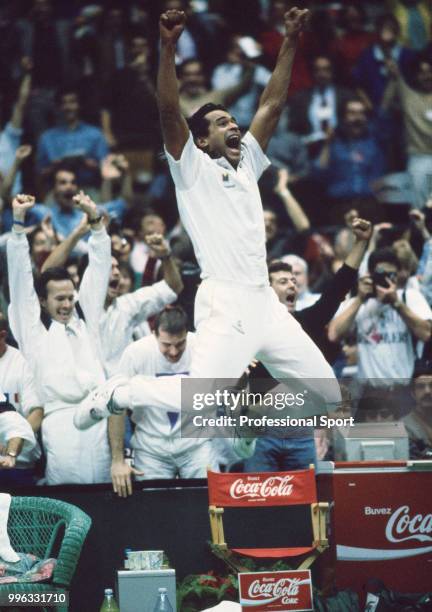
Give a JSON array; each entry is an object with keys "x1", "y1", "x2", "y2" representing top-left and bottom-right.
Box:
[
  {"x1": 118, "y1": 332, "x2": 195, "y2": 439},
  {"x1": 166, "y1": 131, "x2": 270, "y2": 287}
]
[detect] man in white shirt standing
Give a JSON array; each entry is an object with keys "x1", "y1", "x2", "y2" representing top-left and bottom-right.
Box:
[
  {"x1": 0, "y1": 315, "x2": 42, "y2": 485},
  {"x1": 7, "y1": 192, "x2": 112, "y2": 485},
  {"x1": 100, "y1": 235, "x2": 183, "y2": 376},
  {"x1": 42, "y1": 230, "x2": 183, "y2": 377},
  {"x1": 110, "y1": 306, "x2": 218, "y2": 496},
  {"x1": 75, "y1": 7, "x2": 340, "y2": 430}
]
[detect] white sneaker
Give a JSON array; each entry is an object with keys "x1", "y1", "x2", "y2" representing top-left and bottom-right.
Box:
[
  {"x1": 231, "y1": 436, "x2": 256, "y2": 459},
  {"x1": 74, "y1": 375, "x2": 129, "y2": 430}
]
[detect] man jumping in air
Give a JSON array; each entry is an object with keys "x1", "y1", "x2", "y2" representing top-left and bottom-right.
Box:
[{"x1": 75, "y1": 7, "x2": 340, "y2": 430}]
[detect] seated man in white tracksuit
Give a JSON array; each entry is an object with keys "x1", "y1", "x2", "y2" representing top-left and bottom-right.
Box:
[
  {"x1": 0, "y1": 317, "x2": 43, "y2": 485},
  {"x1": 110, "y1": 307, "x2": 219, "y2": 496},
  {"x1": 7, "y1": 193, "x2": 112, "y2": 485},
  {"x1": 0, "y1": 390, "x2": 38, "y2": 486},
  {"x1": 74, "y1": 7, "x2": 340, "y2": 430}
]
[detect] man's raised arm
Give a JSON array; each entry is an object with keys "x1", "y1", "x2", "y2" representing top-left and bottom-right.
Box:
[
  {"x1": 249, "y1": 7, "x2": 308, "y2": 151},
  {"x1": 157, "y1": 10, "x2": 190, "y2": 160}
]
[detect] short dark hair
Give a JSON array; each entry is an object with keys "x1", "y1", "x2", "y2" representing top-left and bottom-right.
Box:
[
  {"x1": 368, "y1": 247, "x2": 400, "y2": 275},
  {"x1": 34, "y1": 267, "x2": 74, "y2": 299},
  {"x1": 375, "y1": 13, "x2": 400, "y2": 35},
  {"x1": 52, "y1": 164, "x2": 78, "y2": 185},
  {"x1": 154, "y1": 306, "x2": 188, "y2": 336},
  {"x1": 27, "y1": 225, "x2": 45, "y2": 251},
  {"x1": 310, "y1": 53, "x2": 334, "y2": 71},
  {"x1": 268, "y1": 260, "x2": 292, "y2": 281},
  {"x1": 340, "y1": 96, "x2": 366, "y2": 117},
  {"x1": 187, "y1": 103, "x2": 229, "y2": 139},
  {"x1": 340, "y1": 2, "x2": 367, "y2": 27},
  {"x1": 77, "y1": 250, "x2": 118, "y2": 285},
  {"x1": 56, "y1": 87, "x2": 80, "y2": 105},
  {"x1": 65, "y1": 255, "x2": 79, "y2": 269},
  {"x1": 178, "y1": 58, "x2": 202, "y2": 77},
  {"x1": 118, "y1": 262, "x2": 134, "y2": 287}
]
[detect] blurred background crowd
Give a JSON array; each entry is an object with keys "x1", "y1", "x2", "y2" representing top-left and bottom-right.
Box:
[{"x1": 1, "y1": 0, "x2": 432, "y2": 485}]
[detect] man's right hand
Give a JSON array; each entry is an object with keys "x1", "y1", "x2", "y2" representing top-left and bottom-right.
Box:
[
  {"x1": 351, "y1": 218, "x2": 372, "y2": 242},
  {"x1": 73, "y1": 191, "x2": 99, "y2": 221},
  {"x1": 15, "y1": 145, "x2": 32, "y2": 164},
  {"x1": 284, "y1": 7, "x2": 309, "y2": 41},
  {"x1": 160, "y1": 9, "x2": 186, "y2": 45},
  {"x1": 12, "y1": 194, "x2": 35, "y2": 222},
  {"x1": 358, "y1": 275, "x2": 373, "y2": 302},
  {"x1": 111, "y1": 460, "x2": 144, "y2": 498}
]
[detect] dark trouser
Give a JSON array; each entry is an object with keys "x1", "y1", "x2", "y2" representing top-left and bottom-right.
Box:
[
  {"x1": 243, "y1": 436, "x2": 316, "y2": 472},
  {"x1": 0, "y1": 468, "x2": 35, "y2": 488}
]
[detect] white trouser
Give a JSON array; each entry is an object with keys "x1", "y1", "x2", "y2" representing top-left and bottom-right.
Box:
[
  {"x1": 42, "y1": 407, "x2": 111, "y2": 485},
  {"x1": 126, "y1": 280, "x2": 340, "y2": 413},
  {"x1": 133, "y1": 437, "x2": 218, "y2": 479}
]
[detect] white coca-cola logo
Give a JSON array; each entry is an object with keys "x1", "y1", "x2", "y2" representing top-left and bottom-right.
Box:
[
  {"x1": 230, "y1": 476, "x2": 294, "y2": 500},
  {"x1": 248, "y1": 578, "x2": 301, "y2": 601},
  {"x1": 385, "y1": 505, "x2": 432, "y2": 544}
]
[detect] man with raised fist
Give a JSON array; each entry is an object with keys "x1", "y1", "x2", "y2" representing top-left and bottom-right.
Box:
[
  {"x1": 74, "y1": 7, "x2": 341, "y2": 432},
  {"x1": 7, "y1": 192, "x2": 112, "y2": 484}
]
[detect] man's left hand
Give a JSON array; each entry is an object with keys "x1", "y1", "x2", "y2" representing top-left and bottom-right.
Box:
[
  {"x1": 145, "y1": 233, "x2": 171, "y2": 259},
  {"x1": 111, "y1": 460, "x2": 144, "y2": 498},
  {"x1": 284, "y1": 7, "x2": 309, "y2": 40},
  {"x1": 375, "y1": 277, "x2": 398, "y2": 305}
]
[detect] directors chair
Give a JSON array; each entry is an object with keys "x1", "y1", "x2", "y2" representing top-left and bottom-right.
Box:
[{"x1": 207, "y1": 468, "x2": 329, "y2": 573}]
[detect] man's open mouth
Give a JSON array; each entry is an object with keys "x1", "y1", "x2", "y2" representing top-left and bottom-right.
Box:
[
  {"x1": 109, "y1": 280, "x2": 120, "y2": 290},
  {"x1": 226, "y1": 133, "x2": 241, "y2": 150},
  {"x1": 58, "y1": 310, "x2": 72, "y2": 320},
  {"x1": 286, "y1": 294, "x2": 295, "y2": 304}
]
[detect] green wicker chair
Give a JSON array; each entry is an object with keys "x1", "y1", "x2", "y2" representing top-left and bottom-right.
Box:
[{"x1": 0, "y1": 497, "x2": 91, "y2": 612}]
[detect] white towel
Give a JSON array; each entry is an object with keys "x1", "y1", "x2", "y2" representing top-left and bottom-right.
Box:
[{"x1": 0, "y1": 494, "x2": 19, "y2": 563}]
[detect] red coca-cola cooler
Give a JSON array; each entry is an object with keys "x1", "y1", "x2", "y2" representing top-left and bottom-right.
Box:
[{"x1": 317, "y1": 460, "x2": 432, "y2": 602}]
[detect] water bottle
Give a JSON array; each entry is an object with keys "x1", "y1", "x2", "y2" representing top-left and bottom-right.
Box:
[
  {"x1": 153, "y1": 587, "x2": 173, "y2": 612},
  {"x1": 99, "y1": 588, "x2": 120, "y2": 612},
  {"x1": 124, "y1": 547, "x2": 132, "y2": 569}
]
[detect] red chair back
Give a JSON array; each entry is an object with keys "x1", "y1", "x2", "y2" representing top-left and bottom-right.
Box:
[{"x1": 207, "y1": 468, "x2": 317, "y2": 508}]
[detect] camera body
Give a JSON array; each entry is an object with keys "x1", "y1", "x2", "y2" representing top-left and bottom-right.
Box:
[
  {"x1": 372, "y1": 270, "x2": 391, "y2": 290},
  {"x1": 370, "y1": 269, "x2": 397, "y2": 298}
]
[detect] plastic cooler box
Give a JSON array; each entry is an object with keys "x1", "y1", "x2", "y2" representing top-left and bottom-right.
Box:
[
  {"x1": 316, "y1": 460, "x2": 432, "y2": 602},
  {"x1": 117, "y1": 568, "x2": 176, "y2": 611}
]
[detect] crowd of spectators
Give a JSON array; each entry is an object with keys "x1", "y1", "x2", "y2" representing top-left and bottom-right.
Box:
[{"x1": 0, "y1": 0, "x2": 432, "y2": 490}]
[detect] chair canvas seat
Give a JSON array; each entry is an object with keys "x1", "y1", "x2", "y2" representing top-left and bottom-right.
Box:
[
  {"x1": 207, "y1": 468, "x2": 329, "y2": 572},
  {"x1": 231, "y1": 545, "x2": 317, "y2": 558}
]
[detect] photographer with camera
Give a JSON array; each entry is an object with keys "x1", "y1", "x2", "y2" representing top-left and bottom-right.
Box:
[{"x1": 328, "y1": 247, "x2": 432, "y2": 383}]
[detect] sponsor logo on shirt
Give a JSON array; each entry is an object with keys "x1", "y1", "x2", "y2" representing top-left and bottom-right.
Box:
[{"x1": 221, "y1": 172, "x2": 235, "y2": 188}]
